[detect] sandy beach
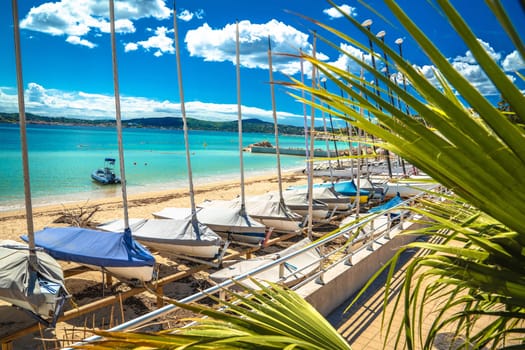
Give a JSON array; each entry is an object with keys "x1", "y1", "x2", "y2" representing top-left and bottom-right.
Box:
[
  {"x1": 0, "y1": 170, "x2": 308, "y2": 241},
  {"x1": 0, "y1": 170, "x2": 311, "y2": 349}
]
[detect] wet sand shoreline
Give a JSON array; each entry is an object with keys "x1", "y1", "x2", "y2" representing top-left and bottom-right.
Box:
[{"x1": 0, "y1": 170, "x2": 309, "y2": 242}]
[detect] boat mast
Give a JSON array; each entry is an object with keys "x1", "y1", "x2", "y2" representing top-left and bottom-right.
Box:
[
  {"x1": 319, "y1": 80, "x2": 335, "y2": 186},
  {"x1": 173, "y1": 2, "x2": 200, "y2": 238},
  {"x1": 109, "y1": 0, "x2": 130, "y2": 230},
  {"x1": 300, "y1": 49, "x2": 315, "y2": 240},
  {"x1": 305, "y1": 35, "x2": 318, "y2": 240},
  {"x1": 11, "y1": 0, "x2": 37, "y2": 268},
  {"x1": 267, "y1": 37, "x2": 284, "y2": 203},
  {"x1": 299, "y1": 50, "x2": 310, "y2": 167},
  {"x1": 236, "y1": 21, "x2": 246, "y2": 213}
]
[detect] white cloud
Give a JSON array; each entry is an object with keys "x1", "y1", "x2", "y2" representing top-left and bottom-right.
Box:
[
  {"x1": 409, "y1": 39, "x2": 519, "y2": 97},
  {"x1": 453, "y1": 39, "x2": 501, "y2": 64},
  {"x1": 502, "y1": 50, "x2": 525, "y2": 71},
  {"x1": 177, "y1": 9, "x2": 204, "y2": 22},
  {"x1": 0, "y1": 83, "x2": 304, "y2": 125},
  {"x1": 323, "y1": 4, "x2": 357, "y2": 19},
  {"x1": 20, "y1": 0, "x2": 170, "y2": 47},
  {"x1": 329, "y1": 43, "x2": 371, "y2": 74},
  {"x1": 126, "y1": 26, "x2": 174, "y2": 56},
  {"x1": 66, "y1": 35, "x2": 96, "y2": 48},
  {"x1": 0, "y1": 87, "x2": 20, "y2": 111},
  {"x1": 124, "y1": 42, "x2": 138, "y2": 52},
  {"x1": 177, "y1": 9, "x2": 194, "y2": 22},
  {"x1": 184, "y1": 20, "x2": 328, "y2": 75},
  {"x1": 448, "y1": 39, "x2": 516, "y2": 96}
]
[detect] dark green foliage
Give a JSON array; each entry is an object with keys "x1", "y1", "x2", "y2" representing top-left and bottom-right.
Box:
[{"x1": 0, "y1": 112, "x2": 307, "y2": 135}]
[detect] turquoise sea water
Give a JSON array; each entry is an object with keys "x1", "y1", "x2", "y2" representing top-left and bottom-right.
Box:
[{"x1": 0, "y1": 123, "x2": 336, "y2": 211}]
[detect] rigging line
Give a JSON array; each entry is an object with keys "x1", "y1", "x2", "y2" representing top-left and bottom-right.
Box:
[
  {"x1": 109, "y1": 0, "x2": 130, "y2": 229},
  {"x1": 173, "y1": 1, "x2": 200, "y2": 238}
]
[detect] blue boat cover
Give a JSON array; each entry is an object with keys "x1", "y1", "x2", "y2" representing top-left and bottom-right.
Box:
[
  {"x1": 21, "y1": 227, "x2": 155, "y2": 268},
  {"x1": 368, "y1": 193, "x2": 403, "y2": 213},
  {"x1": 290, "y1": 180, "x2": 369, "y2": 197}
]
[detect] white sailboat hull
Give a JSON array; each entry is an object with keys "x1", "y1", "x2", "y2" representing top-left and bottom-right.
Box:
[
  {"x1": 210, "y1": 238, "x2": 319, "y2": 288},
  {"x1": 251, "y1": 217, "x2": 303, "y2": 234},
  {"x1": 98, "y1": 218, "x2": 222, "y2": 259},
  {"x1": 82, "y1": 264, "x2": 155, "y2": 282}
]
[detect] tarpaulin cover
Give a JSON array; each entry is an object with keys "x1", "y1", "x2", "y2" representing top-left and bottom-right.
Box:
[{"x1": 21, "y1": 227, "x2": 155, "y2": 268}]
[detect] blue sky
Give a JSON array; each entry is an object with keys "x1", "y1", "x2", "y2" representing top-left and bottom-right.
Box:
[{"x1": 1, "y1": 0, "x2": 523, "y2": 127}]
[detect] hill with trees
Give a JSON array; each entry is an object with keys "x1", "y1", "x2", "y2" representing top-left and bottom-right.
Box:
[{"x1": 0, "y1": 112, "x2": 309, "y2": 135}]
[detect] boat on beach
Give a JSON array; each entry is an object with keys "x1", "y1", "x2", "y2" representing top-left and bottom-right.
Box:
[
  {"x1": 0, "y1": 240, "x2": 68, "y2": 326},
  {"x1": 91, "y1": 158, "x2": 121, "y2": 185},
  {"x1": 281, "y1": 189, "x2": 331, "y2": 221},
  {"x1": 209, "y1": 237, "x2": 321, "y2": 288},
  {"x1": 289, "y1": 180, "x2": 370, "y2": 204},
  {"x1": 382, "y1": 176, "x2": 439, "y2": 198},
  {"x1": 236, "y1": 194, "x2": 304, "y2": 234},
  {"x1": 98, "y1": 218, "x2": 222, "y2": 259},
  {"x1": 3, "y1": 6, "x2": 70, "y2": 327},
  {"x1": 21, "y1": 227, "x2": 156, "y2": 282},
  {"x1": 288, "y1": 186, "x2": 353, "y2": 212},
  {"x1": 339, "y1": 193, "x2": 405, "y2": 242},
  {"x1": 357, "y1": 177, "x2": 389, "y2": 203},
  {"x1": 154, "y1": 202, "x2": 268, "y2": 245}
]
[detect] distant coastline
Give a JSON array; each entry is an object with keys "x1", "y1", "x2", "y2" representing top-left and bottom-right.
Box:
[{"x1": 0, "y1": 112, "x2": 308, "y2": 135}]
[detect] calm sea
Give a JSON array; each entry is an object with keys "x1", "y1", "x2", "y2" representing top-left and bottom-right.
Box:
[{"x1": 0, "y1": 123, "x2": 332, "y2": 211}]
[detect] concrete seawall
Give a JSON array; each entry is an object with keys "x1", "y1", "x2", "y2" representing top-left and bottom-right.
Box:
[
  {"x1": 296, "y1": 218, "x2": 424, "y2": 316},
  {"x1": 248, "y1": 146, "x2": 338, "y2": 158}
]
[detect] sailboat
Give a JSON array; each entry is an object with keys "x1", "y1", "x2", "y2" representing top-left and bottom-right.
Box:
[
  {"x1": 280, "y1": 189, "x2": 330, "y2": 221},
  {"x1": 153, "y1": 203, "x2": 267, "y2": 245},
  {"x1": 153, "y1": 21, "x2": 277, "y2": 243},
  {"x1": 209, "y1": 237, "x2": 321, "y2": 289},
  {"x1": 235, "y1": 36, "x2": 304, "y2": 235},
  {"x1": 22, "y1": 0, "x2": 156, "y2": 283},
  {"x1": 0, "y1": 1, "x2": 68, "y2": 327},
  {"x1": 339, "y1": 193, "x2": 404, "y2": 243},
  {"x1": 98, "y1": 218, "x2": 221, "y2": 258},
  {"x1": 289, "y1": 180, "x2": 370, "y2": 204},
  {"x1": 287, "y1": 186, "x2": 353, "y2": 212}
]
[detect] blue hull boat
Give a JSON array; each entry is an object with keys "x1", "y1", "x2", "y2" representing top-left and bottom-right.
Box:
[
  {"x1": 91, "y1": 157, "x2": 121, "y2": 185},
  {"x1": 289, "y1": 180, "x2": 370, "y2": 203},
  {"x1": 21, "y1": 227, "x2": 155, "y2": 282}
]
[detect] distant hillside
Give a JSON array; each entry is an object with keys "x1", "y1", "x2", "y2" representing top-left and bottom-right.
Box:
[{"x1": 0, "y1": 113, "x2": 306, "y2": 135}]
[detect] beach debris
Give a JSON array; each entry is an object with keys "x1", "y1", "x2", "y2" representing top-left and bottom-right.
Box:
[{"x1": 53, "y1": 204, "x2": 100, "y2": 228}]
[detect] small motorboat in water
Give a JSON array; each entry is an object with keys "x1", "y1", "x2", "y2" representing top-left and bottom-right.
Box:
[{"x1": 91, "y1": 158, "x2": 121, "y2": 185}]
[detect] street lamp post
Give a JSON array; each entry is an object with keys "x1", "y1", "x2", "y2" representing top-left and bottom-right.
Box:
[
  {"x1": 321, "y1": 78, "x2": 341, "y2": 168},
  {"x1": 362, "y1": 19, "x2": 393, "y2": 178},
  {"x1": 377, "y1": 30, "x2": 406, "y2": 176},
  {"x1": 395, "y1": 38, "x2": 411, "y2": 116}
]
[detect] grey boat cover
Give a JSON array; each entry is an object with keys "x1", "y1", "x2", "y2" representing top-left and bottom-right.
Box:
[
  {"x1": 238, "y1": 193, "x2": 303, "y2": 221},
  {"x1": 0, "y1": 240, "x2": 66, "y2": 318},
  {"x1": 98, "y1": 218, "x2": 221, "y2": 246},
  {"x1": 154, "y1": 204, "x2": 266, "y2": 234},
  {"x1": 281, "y1": 189, "x2": 329, "y2": 210}
]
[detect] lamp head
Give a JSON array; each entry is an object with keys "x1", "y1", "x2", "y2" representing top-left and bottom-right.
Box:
[
  {"x1": 395, "y1": 38, "x2": 404, "y2": 45},
  {"x1": 376, "y1": 30, "x2": 386, "y2": 39},
  {"x1": 361, "y1": 19, "x2": 373, "y2": 28}
]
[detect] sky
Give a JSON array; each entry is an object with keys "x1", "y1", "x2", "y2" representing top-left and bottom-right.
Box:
[{"x1": 0, "y1": 0, "x2": 523, "y2": 127}]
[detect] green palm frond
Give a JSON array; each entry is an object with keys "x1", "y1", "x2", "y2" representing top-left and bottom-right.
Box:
[
  {"x1": 74, "y1": 1, "x2": 524, "y2": 348},
  {"x1": 75, "y1": 280, "x2": 351, "y2": 350},
  {"x1": 285, "y1": 0, "x2": 525, "y2": 348},
  {"x1": 286, "y1": 0, "x2": 525, "y2": 237}
]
